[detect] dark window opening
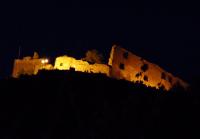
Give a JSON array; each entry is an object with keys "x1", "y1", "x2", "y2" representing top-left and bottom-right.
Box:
[
  {"x1": 60, "y1": 63, "x2": 63, "y2": 66},
  {"x1": 119, "y1": 63, "x2": 125, "y2": 70},
  {"x1": 123, "y1": 52, "x2": 129, "y2": 59},
  {"x1": 141, "y1": 63, "x2": 149, "y2": 72}
]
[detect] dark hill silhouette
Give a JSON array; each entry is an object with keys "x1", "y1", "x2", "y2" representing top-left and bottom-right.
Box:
[{"x1": 0, "y1": 70, "x2": 199, "y2": 139}]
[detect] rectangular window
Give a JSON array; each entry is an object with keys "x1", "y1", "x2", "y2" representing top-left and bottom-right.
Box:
[
  {"x1": 123, "y1": 52, "x2": 129, "y2": 59},
  {"x1": 119, "y1": 63, "x2": 125, "y2": 70}
]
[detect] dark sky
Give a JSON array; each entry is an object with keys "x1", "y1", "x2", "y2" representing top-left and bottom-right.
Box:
[{"x1": 0, "y1": 1, "x2": 200, "y2": 81}]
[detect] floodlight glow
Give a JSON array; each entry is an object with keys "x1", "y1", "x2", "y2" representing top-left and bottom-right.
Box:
[
  {"x1": 45, "y1": 59, "x2": 48, "y2": 63},
  {"x1": 41, "y1": 59, "x2": 45, "y2": 64},
  {"x1": 41, "y1": 59, "x2": 48, "y2": 64}
]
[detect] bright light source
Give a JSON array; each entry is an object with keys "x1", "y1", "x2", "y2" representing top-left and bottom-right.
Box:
[
  {"x1": 45, "y1": 59, "x2": 48, "y2": 63},
  {"x1": 41, "y1": 59, "x2": 45, "y2": 64},
  {"x1": 41, "y1": 59, "x2": 48, "y2": 64}
]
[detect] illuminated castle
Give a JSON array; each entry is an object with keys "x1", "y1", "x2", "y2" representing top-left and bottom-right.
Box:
[{"x1": 12, "y1": 45, "x2": 189, "y2": 90}]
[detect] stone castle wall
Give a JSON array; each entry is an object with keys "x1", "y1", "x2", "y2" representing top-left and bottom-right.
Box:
[
  {"x1": 12, "y1": 46, "x2": 188, "y2": 90},
  {"x1": 54, "y1": 56, "x2": 110, "y2": 76},
  {"x1": 108, "y1": 45, "x2": 188, "y2": 90},
  {"x1": 12, "y1": 57, "x2": 53, "y2": 78}
]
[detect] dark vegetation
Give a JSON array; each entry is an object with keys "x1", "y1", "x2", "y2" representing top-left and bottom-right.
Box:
[{"x1": 0, "y1": 70, "x2": 199, "y2": 139}]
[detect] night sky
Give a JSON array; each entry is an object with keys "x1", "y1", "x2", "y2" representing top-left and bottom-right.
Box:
[{"x1": 0, "y1": 1, "x2": 200, "y2": 81}]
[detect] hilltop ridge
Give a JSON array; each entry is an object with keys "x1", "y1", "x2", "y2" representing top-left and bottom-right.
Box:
[{"x1": 0, "y1": 70, "x2": 197, "y2": 139}]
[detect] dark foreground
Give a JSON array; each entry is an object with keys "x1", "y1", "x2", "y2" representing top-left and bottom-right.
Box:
[{"x1": 0, "y1": 71, "x2": 199, "y2": 139}]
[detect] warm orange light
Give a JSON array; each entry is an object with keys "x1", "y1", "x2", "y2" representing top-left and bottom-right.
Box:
[
  {"x1": 45, "y1": 59, "x2": 48, "y2": 63},
  {"x1": 41, "y1": 59, "x2": 48, "y2": 64}
]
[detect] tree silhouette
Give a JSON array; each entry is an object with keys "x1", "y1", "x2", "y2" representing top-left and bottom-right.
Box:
[
  {"x1": 136, "y1": 63, "x2": 149, "y2": 81},
  {"x1": 168, "y1": 76, "x2": 173, "y2": 84},
  {"x1": 143, "y1": 75, "x2": 148, "y2": 82},
  {"x1": 161, "y1": 72, "x2": 166, "y2": 80},
  {"x1": 135, "y1": 72, "x2": 142, "y2": 79},
  {"x1": 82, "y1": 49, "x2": 104, "y2": 64},
  {"x1": 158, "y1": 72, "x2": 167, "y2": 88}
]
